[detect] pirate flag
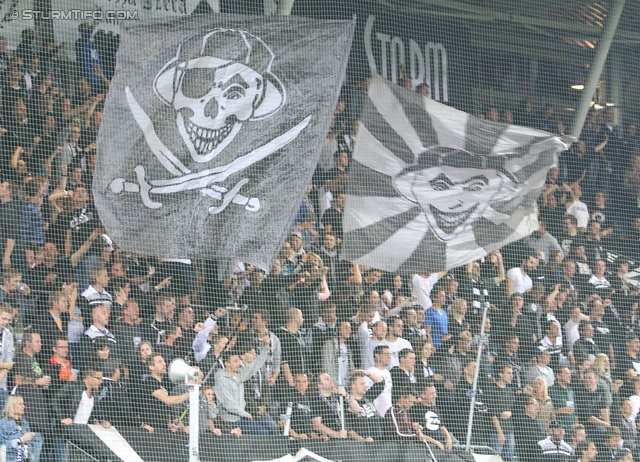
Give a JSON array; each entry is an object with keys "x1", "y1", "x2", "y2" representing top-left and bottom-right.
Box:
[
  {"x1": 94, "y1": 15, "x2": 354, "y2": 269},
  {"x1": 341, "y1": 76, "x2": 571, "y2": 273}
]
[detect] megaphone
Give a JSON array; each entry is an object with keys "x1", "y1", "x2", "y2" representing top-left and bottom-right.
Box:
[{"x1": 168, "y1": 358, "x2": 200, "y2": 383}]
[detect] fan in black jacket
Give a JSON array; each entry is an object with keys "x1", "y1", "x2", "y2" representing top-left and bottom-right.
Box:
[{"x1": 51, "y1": 365, "x2": 119, "y2": 461}]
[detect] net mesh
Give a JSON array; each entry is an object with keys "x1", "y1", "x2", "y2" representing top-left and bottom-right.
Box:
[{"x1": 0, "y1": 1, "x2": 637, "y2": 462}]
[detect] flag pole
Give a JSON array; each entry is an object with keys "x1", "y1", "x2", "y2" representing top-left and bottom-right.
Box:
[{"x1": 464, "y1": 297, "x2": 489, "y2": 451}]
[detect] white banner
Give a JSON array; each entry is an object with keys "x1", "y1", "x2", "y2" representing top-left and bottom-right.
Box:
[{"x1": 88, "y1": 424, "x2": 144, "y2": 462}]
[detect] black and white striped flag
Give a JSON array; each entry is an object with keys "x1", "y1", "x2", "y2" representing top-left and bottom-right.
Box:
[{"x1": 341, "y1": 76, "x2": 571, "y2": 273}]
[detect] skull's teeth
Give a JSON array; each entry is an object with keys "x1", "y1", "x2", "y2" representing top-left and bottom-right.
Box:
[{"x1": 185, "y1": 118, "x2": 234, "y2": 156}]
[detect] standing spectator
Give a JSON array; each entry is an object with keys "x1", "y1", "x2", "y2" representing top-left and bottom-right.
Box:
[
  {"x1": 75, "y1": 24, "x2": 107, "y2": 93},
  {"x1": 79, "y1": 267, "x2": 112, "y2": 313},
  {"x1": 20, "y1": 180, "x2": 46, "y2": 258},
  {"x1": 573, "y1": 321, "x2": 600, "y2": 365},
  {"x1": 524, "y1": 347, "x2": 555, "y2": 388},
  {"x1": 411, "y1": 383, "x2": 474, "y2": 462},
  {"x1": 558, "y1": 216, "x2": 581, "y2": 256},
  {"x1": 78, "y1": 305, "x2": 117, "y2": 369},
  {"x1": 309, "y1": 372, "x2": 356, "y2": 440},
  {"x1": 135, "y1": 354, "x2": 189, "y2": 433},
  {"x1": 614, "y1": 334, "x2": 640, "y2": 398},
  {"x1": 589, "y1": 259, "x2": 610, "y2": 290},
  {"x1": 320, "y1": 193, "x2": 344, "y2": 241},
  {"x1": 611, "y1": 399, "x2": 637, "y2": 451},
  {"x1": 412, "y1": 270, "x2": 447, "y2": 311},
  {"x1": 574, "y1": 369, "x2": 610, "y2": 441},
  {"x1": 385, "y1": 316, "x2": 413, "y2": 368},
  {"x1": 42, "y1": 337, "x2": 77, "y2": 396},
  {"x1": 447, "y1": 299, "x2": 470, "y2": 341},
  {"x1": 526, "y1": 218, "x2": 563, "y2": 265},
  {"x1": 141, "y1": 295, "x2": 175, "y2": 345},
  {"x1": 390, "y1": 349, "x2": 418, "y2": 401},
  {"x1": 449, "y1": 359, "x2": 491, "y2": 443},
  {"x1": 384, "y1": 386, "x2": 438, "y2": 449},
  {"x1": 214, "y1": 335, "x2": 273, "y2": 435},
  {"x1": 279, "y1": 308, "x2": 311, "y2": 387},
  {"x1": 172, "y1": 304, "x2": 196, "y2": 360},
  {"x1": 191, "y1": 308, "x2": 226, "y2": 371},
  {"x1": 494, "y1": 334, "x2": 525, "y2": 391},
  {"x1": 12, "y1": 332, "x2": 50, "y2": 438},
  {"x1": 322, "y1": 319, "x2": 353, "y2": 387},
  {"x1": 357, "y1": 313, "x2": 387, "y2": 370},
  {"x1": 513, "y1": 393, "x2": 547, "y2": 462},
  {"x1": 0, "y1": 304, "x2": 13, "y2": 409},
  {"x1": 0, "y1": 180, "x2": 20, "y2": 270},
  {"x1": 537, "y1": 421, "x2": 574, "y2": 460},
  {"x1": 277, "y1": 373, "x2": 313, "y2": 439},
  {"x1": 459, "y1": 261, "x2": 492, "y2": 322},
  {"x1": 346, "y1": 370, "x2": 386, "y2": 442},
  {"x1": 26, "y1": 242, "x2": 71, "y2": 294},
  {"x1": 424, "y1": 289, "x2": 449, "y2": 348},
  {"x1": 485, "y1": 363, "x2": 516, "y2": 460},
  {"x1": 110, "y1": 299, "x2": 142, "y2": 368},
  {"x1": 402, "y1": 306, "x2": 427, "y2": 342},
  {"x1": 564, "y1": 183, "x2": 590, "y2": 232},
  {"x1": 365, "y1": 345, "x2": 393, "y2": 417},
  {"x1": 533, "y1": 376, "x2": 556, "y2": 431},
  {"x1": 506, "y1": 252, "x2": 537, "y2": 296},
  {"x1": 65, "y1": 186, "x2": 103, "y2": 290},
  {"x1": 549, "y1": 366, "x2": 578, "y2": 431},
  {"x1": 51, "y1": 366, "x2": 116, "y2": 461},
  {"x1": 540, "y1": 320, "x2": 565, "y2": 370},
  {"x1": 34, "y1": 290, "x2": 69, "y2": 361},
  {"x1": 435, "y1": 330, "x2": 473, "y2": 392},
  {"x1": 245, "y1": 310, "x2": 281, "y2": 394}
]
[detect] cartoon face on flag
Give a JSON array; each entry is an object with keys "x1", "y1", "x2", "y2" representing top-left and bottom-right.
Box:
[
  {"x1": 341, "y1": 76, "x2": 571, "y2": 274},
  {"x1": 94, "y1": 15, "x2": 354, "y2": 267},
  {"x1": 392, "y1": 146, "x2": 519, "y2": 242}
]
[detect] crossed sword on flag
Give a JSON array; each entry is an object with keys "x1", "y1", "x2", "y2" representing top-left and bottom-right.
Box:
[{"x1": 110, "y1": 87, "x2": 311, "y2": 215}]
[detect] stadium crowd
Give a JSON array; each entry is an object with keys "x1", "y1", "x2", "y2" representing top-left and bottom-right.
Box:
[{"x1": 0, "y1": 21, "x2": 637, "y2": 462}]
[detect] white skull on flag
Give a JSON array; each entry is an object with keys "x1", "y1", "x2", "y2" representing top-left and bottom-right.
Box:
[{"x1": 153, "y1": 29, "x2": 286, "y2": 163}]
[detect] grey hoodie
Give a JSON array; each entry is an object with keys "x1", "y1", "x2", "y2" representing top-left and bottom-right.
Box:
[{"x1": 214, "y1": 347, "x2": 269, "y2": 423}]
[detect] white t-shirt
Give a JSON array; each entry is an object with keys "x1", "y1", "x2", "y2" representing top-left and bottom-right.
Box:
[
  {"x1": 74, "y1": 391, "x2": 95, "y2": 424},
  {"x1": 564, "y1": 319, "x2": 580, "y2": 353},
  {"x1": 567, "y1": 201, "x2": 590, "y2": 229},
  {"x1": 506, "y1": 267, "x2": 533, "y2": 295},
  {"x1": 412, "y1": 273, "x2": 439, "y2": 309},
  {"x1": 588, "y1": 275, "x2": 610, "y2": 290},
  {"x1": 365, "y1": 366, "x2": 393, "y2": 417},
  {"x1": 386, "y1": 338, "x2": 413, "y2": 370}
]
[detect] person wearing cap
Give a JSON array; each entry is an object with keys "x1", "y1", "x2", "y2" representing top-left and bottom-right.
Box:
[
  {"x1": 538, "y1": 420, "x2": 574, "y2": 460},
  {"x1": 513, "y1": 393, "x2": 547, "y2": 462},
  {"x1": 614, "y1": 448, "x2": 633, "y2": 462},
  {"x1": 288, "y1": 231, "x2": 306, "y2": 265},
  {"x1": 524, "y1": 346, "x2": 556, "y2": 388}
]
